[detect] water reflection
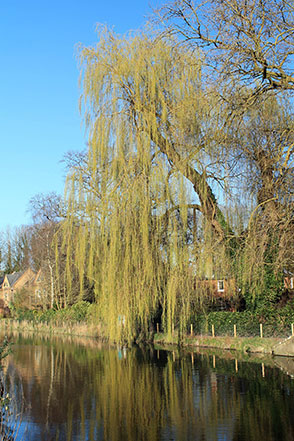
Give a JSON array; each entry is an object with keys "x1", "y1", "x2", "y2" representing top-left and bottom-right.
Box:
[{"x1": 1, "y1": 333, "x2": 294, "y2": 441}]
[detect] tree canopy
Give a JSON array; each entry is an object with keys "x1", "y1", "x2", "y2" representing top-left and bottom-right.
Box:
[
  {"x1": 54, "y1": 13, "x2": 293, "y2": 342},
  {"x1": 158, "y1": 0, "x2": 294, "y2": 100}
]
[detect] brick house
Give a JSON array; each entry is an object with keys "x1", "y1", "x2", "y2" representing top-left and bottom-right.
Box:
[
  {"x1": 194, "y1": 278, "x2": 241, "y2": 310},
  {"x1": 195, "y1": 278, "x2": 236, "y2": 297},
  {"x1": 0, "y1": 268, "x2": 39, "y2": 306}
]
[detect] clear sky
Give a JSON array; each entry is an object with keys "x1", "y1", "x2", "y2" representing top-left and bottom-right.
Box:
[{"x1": 0, "y1": 0, "x2": 163, "y2": 230}]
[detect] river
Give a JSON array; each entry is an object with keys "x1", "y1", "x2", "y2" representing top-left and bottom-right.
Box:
[{"x1": 0, "y1": 332, "x2": 294, "y2": 441}]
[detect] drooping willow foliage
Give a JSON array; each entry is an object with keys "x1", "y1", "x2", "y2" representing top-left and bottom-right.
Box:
[
  {"x1": 59, "y1": 26, "x2": 294, "y2": 342},
  {"x1": 59, "y1": 29, "x2": 235, "y2": 342}
]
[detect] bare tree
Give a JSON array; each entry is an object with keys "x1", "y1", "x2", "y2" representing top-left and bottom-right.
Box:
[
  {"x1": 157, "y1": 0, "x2": 294, "y2": 105},
  {"x1": 28, "y1": 193, "x2": 64, "y2": 308},
  {"x1": 29, "y1": 192, "x2": 64, "y2": 224}
]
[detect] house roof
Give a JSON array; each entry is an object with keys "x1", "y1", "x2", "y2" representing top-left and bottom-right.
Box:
[
  {"x1": 7, "y1": 271, "x2": 25, "y2": 287},
  {"x1": 1, "y1": 268, "x2": 38, "y2": 290}
]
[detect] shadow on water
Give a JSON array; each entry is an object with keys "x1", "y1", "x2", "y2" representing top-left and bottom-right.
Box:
[{"x1": 1, "y1": 331, "x2": 294, "y2": 441}]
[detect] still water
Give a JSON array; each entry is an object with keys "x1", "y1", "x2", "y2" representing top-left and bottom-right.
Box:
[{"x1": 1, "y1": 333, "x2": 294, "y2": 441}]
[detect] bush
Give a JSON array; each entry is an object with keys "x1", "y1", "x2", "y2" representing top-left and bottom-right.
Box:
[
  {"x1": 9, "y1": 302, "x2": 92, "y2": 325},
  {"x1": 9, "y1": 306, "x2": 36, "y2": 322},
  {"x1": 189, "y1": 309, "x2": 294, "y2": 338},
  {"x1": 68, "y1": 301, "x2": 90, "y2": 322}
]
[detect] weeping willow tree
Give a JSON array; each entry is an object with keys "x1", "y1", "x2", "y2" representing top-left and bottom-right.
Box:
[
  {"x1": 59, "y1": 27, "x2": 239, "y2": 343},
  {"x1": 58, "y1": 21, "x2": 294, "y2": 342}
]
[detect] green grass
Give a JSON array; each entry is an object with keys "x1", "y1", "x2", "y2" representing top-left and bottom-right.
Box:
[{"x1": 155, "y1": 333, "x2": 281, "y2": 354}]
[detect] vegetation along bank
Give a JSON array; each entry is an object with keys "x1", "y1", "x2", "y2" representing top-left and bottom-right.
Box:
[{"x1": 1, "y1": 304, "x2": 294, "y2": 357}]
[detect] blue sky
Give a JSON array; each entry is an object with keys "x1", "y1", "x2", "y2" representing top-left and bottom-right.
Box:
[{"x1": 0, "y1": 0, "x2": 163, "y2": 230}]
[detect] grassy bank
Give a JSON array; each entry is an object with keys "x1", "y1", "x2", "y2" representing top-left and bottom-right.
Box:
[
  {"x1": 1, "y1": 303, "x2": 293, "y2": 355},
  {"x1": 2, "y1": 318, "x2": 294, "y2": 357},
  {"x1": 154, "y1": 333, "x2": 281, "y2": 354},
  {"x1": 0, "y1": 318, "x2": 102, "y2": 339},
  {"x1": 0, "y1": 301, "x2": 105, "y2": 339}
]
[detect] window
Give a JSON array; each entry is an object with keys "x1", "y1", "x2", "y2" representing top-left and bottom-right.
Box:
[{"x1": 217, "y1": 280, "x2": 224, "y2": 292}]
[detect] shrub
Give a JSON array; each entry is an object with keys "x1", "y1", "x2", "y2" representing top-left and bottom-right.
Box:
[
  {"x1": 9, "y1": 302, "x2": 92, "y2": 325},
  {"x1": 189, "y1": 309, "x2": 294, "y2": 338}
]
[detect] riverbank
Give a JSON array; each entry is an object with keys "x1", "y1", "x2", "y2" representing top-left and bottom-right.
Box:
[
  {"x1": 154, "y1": 333, "x2": 294, "y2": 356},
  {"x1": 1, "y1": 319, "x2": 294, "y2": 356},
  {"x1": 0, "y1": 318, "x2": 103, "y2": 339}
]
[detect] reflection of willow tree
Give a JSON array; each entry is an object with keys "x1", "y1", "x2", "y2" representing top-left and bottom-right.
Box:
[
  {"x1": 4, "y1": 339, "x2": 294, "y2": 440},
  {"x1": 233, "y1": 369, "x2": 294, "y2": 441},
  {"x1": 90, "y1": 352, "x2": 294, "y2": 441}
]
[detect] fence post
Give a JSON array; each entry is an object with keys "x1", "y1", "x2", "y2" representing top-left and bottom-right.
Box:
[
  {"x1": 234, "y1": 324, "x2": 237, "y2": 338},
  {"x1": 212, "y1": 324, "x2": 215, "y2": 337},
  {"x1": 291, "y1": 323, "x2": 294, "y2": 337},
  {"x1": 260, "y1": 323, "x2": 263, "y2": 338},
  {"x1": 190, "y1": 324, "x2": 193, "y2": 336}
]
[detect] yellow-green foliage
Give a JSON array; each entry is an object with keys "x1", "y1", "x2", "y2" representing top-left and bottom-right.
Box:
[
  {"x1": 59, "y1": 26, "x2": 285, "y2": 342},
  {"x1": 60, "y1": 28, "x2": 214, "y2": 342}
]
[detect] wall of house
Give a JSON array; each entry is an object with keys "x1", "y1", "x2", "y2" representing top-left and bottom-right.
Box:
[
  {"x1": 195, "y1": 279, "x2": 236, "y2": 298},
  {"x1": 0, "y1": 269, "x2": 37, "y2": 307}
]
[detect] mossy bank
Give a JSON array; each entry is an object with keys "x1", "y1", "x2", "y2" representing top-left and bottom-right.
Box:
[{"x1": 154, "y1": 333, "x2": 294, "y2": 357}]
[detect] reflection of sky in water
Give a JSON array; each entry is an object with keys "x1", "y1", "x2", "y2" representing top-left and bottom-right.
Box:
[
  {"x1": 14, "y1": 420, "x2": 105, "y2": 441},
  {"x1": 2, "y1": 335, "x2": 294, "y2": 441}
]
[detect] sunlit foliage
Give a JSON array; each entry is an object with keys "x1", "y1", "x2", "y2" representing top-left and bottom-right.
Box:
[
  {"x1": 59, "y1": 16, "x2": 293, "y2": 342},
  {"x1": 60, "y1": 28, "x2": 235, "y2": 342}
]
